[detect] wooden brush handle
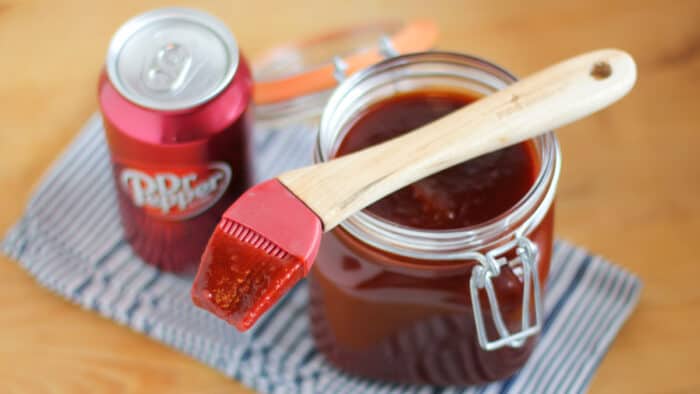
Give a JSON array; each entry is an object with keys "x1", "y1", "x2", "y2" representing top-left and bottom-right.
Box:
[{"x1": 279, "y1": 48, "x2": 637, "y2": 230}]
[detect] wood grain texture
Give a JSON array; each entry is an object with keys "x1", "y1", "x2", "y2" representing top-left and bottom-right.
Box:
[
  {"x1": 280, "y1": 49, "x2": 636, "y2": 229},
  {"x1": 1, "y1": 0, "x2": 699, "y2": 393}
]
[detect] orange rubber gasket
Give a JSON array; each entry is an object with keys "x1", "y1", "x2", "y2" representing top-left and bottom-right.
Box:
[{"x1": 253, "y1": 20, "x2": 439, "y2": 105}]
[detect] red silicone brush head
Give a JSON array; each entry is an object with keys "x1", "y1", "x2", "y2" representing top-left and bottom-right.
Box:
[{"x1": 191, "y1": 179, "x2": 322, "y2": 331}]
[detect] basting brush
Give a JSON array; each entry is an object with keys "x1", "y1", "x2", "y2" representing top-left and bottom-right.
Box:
[{"x1": 191, "y1": 49, "x2": 637, "y2": 330}]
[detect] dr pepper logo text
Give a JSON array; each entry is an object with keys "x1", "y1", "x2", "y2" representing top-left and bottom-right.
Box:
[{"x1": 119, "y1": 162, "x2": 232, "y2": 220}]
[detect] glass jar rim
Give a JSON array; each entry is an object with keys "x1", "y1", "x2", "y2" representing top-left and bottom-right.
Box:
[{"x1": 314, "y1": 51, "x2": 561, "y2": 261}]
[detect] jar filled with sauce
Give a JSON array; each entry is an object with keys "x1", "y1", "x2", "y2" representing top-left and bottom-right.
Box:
[{"x1": 310, "y1": 52, "x2": 561, "y2": 385}]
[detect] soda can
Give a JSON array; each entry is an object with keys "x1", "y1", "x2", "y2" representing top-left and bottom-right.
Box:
[{"x1": 98, "y1": 8, "x2": 253, "y2": 273}]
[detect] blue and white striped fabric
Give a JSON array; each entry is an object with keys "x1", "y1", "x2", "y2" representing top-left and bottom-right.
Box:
[{"x1": 2, "y1": 114, "x2": 641, "y2": 394}]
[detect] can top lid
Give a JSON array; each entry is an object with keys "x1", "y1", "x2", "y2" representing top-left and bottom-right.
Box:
[{"x1": 106, "y1": 7, "x2": 239, "y2": 111}]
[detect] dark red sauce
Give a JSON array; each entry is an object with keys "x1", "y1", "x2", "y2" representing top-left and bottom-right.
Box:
[
  {"x1": 336, "y1": 91, "x2": 538, "y2": 229},
  {"x1": 310, "y1": 91, "x2": 555, "y2": 385},
  {"x1": 192, "y1": 222, "x2": 305, "y2": 331}
]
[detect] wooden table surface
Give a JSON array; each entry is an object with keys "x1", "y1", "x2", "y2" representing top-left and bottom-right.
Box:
[{"x1": 1, "y1": 0, "x2": 699, "y2": 393}]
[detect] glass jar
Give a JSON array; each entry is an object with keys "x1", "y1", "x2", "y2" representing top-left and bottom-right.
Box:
[{"x1": 309, "y1": 52, "x2": 561, "y2": 385}]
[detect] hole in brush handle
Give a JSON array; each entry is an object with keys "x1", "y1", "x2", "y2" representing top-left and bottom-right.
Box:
[{"x1": 591, "y1": 61, "x2": 612, "y2": 80}]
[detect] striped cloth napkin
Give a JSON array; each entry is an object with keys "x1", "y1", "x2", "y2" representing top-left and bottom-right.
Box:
[{"x1": 2, "y1": 114, "x2": 641, "y2": 394}]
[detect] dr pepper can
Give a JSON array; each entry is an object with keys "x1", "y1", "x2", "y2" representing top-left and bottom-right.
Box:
[{"x1": 98, "y1": 8, "x2": 253, "y2": 273}]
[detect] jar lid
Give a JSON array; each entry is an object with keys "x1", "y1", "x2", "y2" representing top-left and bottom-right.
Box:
[{"x1": 252, "y1": 19, "x2": 438, "y2": 106}]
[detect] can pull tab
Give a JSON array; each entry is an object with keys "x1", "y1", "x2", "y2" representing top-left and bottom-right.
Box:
[
  {"x1": 469, "y1": 236, "x2": 543, "y2": 351},
  {"x1": 143, "y1": 42, "x2": 193, "y2": 92}
]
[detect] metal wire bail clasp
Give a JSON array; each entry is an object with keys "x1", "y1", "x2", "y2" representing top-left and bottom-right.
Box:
[
  {"x1": 469, "y1": 236, "x2": 543, "y2": 351},
  {"x1": 333, "y1": 34, "x2": 399, "y2": 83}
]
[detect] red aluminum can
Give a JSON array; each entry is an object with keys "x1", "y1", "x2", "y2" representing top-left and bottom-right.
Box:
[{"x1": 98, "y1": 8, "x2": 253, "y2": 273}]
